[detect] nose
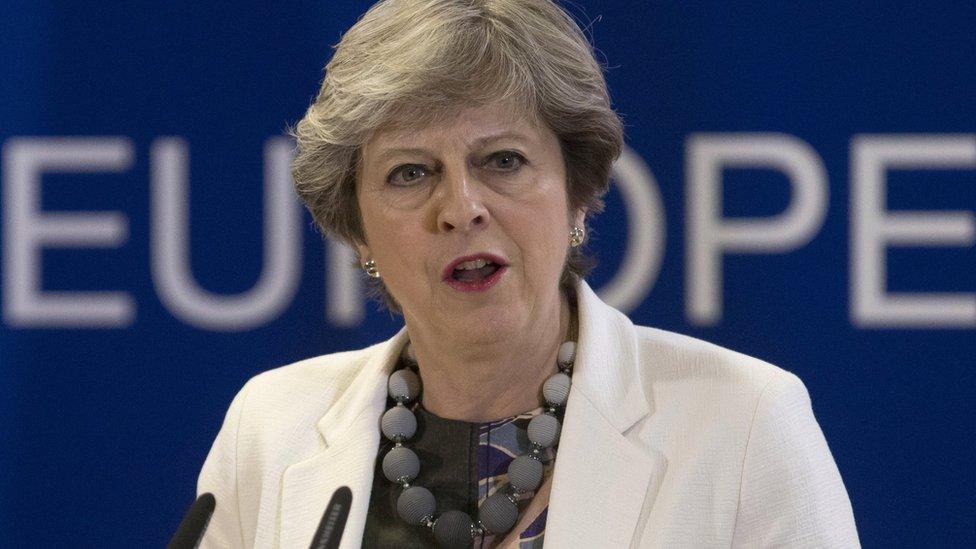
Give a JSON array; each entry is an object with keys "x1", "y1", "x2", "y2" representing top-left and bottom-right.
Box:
[{"x1": 434, "y1": 170, "x2": 489, "y2": 233}]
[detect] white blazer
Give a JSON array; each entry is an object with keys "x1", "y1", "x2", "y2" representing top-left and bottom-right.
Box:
[{"x1": 198, "y1": 283, "x2": 859, "y2": 548}]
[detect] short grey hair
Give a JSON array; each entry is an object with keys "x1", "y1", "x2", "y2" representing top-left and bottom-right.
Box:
[{"x1": 291, "y1": 0, "x2": 623, "y2": 308}]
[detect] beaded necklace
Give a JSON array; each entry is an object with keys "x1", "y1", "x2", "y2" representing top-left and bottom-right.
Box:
[{"x1": 379, "y1": 340, "x2": 576, "y2": 549}]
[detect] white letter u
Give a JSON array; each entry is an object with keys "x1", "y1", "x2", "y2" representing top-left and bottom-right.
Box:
[{"x1": 150, "y1": 137, "x2": 302, "y2": 331}]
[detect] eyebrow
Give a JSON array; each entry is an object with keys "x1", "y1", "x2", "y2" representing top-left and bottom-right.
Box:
[
  {"x1": 372, "y1": 131, "x2": 533, "y2": 165},
  {"x1": 374, "y1": 147, "x2": 432, "y2": 165},
  {"x1": 471, "y1": 131, "x2": 532, "y2": 148}
]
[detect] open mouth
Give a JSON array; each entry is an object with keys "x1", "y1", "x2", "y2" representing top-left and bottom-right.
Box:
[
  {"x1": 443, "y1": 254, "x2": 508, "y2": 292},
  {"x1": 451, "y1": 258, "x2": 501, "y2": 282}
]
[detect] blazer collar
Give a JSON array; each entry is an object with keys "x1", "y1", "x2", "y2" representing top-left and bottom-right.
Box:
[
  {"x1": 545, "y1": 281, "x2": 667, "y2": 547},
  {"x1": 315, "y1": 329, "x2": 409, "y2": 448},
  {"x1": 570, "y1": 281, "x2": 653, "y2": 433},
  {"x1": 278, "y1": 330, "x2": 408, "y2": 549}
]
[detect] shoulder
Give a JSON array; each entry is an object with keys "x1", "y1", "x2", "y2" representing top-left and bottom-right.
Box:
[
  {"x1": 576, "y1": 282, "x2": 806, "y2": 435},
  {"x1": 624, "y1": 323, "x2": 817, "y2": 471},
  {"x1": 220, "y1": 340, "x2": 392, "y2": 460},
  {"x1": 196, "y1": 340, "x2": 397, "y2": 546},
  {"x1": 631, "y1": 324, "x2": 802, "y2": 404},
  {"x1": 576, "y1": 281, "x2": 799, "y2": 409},
  {"x1": 626, "y1": 326, "x2": 859, "y2": 543},
  {"x1": 577, "y1": 288, "x2": 857, "y2": 542},
  {"x1": 244, "y1": 346, "x2": 375, "y2": 401}
]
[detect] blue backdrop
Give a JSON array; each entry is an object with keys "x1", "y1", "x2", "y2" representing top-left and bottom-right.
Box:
[{"x1": 2, "y1": 1, "x2": 974, "y2": 546}]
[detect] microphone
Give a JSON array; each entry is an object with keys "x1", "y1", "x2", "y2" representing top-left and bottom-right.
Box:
[
  {"x1": 168, "y1": 493, "x2": 216, "y2": 549},
  {"x1": 308, "y1": 486, "x2": 353, "y2": 549}
]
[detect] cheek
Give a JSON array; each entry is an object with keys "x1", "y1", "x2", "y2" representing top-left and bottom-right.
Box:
[
  {"x1": 360, "y1": 196, "x2": 409, "y2": 248},
  {"x1": 363, "y1": 211, "x2": 430, "y2": 280},
  {"x1": 374, "y1": 226, "x2": 420, "y2": 270},
  {"x1": 517, "y1": 206, "x2": 571, "y2": 269}
]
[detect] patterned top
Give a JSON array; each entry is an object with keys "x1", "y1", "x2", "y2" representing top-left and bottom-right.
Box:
[
  {"x1": 362, "y1": 399, "x2": 556, "y2": 548},
  {"x1": 477, "y1": 407, "x2": 556, "y2": 548}
]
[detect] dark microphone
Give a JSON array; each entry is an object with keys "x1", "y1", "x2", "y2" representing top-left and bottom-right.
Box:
[
  {"x1": 168, "y1": 492, "x2": 216, "y2": 549},
  {"x1": 308, "y1": 486, "x2": 353, "y2": 549}
]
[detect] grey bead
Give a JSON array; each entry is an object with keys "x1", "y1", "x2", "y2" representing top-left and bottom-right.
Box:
[
  {"x1": 542, "y1": 372, "x2": 571, "y2": 407},
  {"x1": 478, "y1": 492, "x2": 518, "y2": 534},
  {"x1": 432, "y1": 510, "x2": 473, "y2": 549},
  {"x1": 382, "y1": 446, "x2": 419, "y2": 483},
  {"x1": 397, "y1": 486, "x2": 435, "y2": 525},
  {"x1": 507, "y1": 455, "x2": 544, "y2": 493},
  {"x1": 527, "y1": 413, "x2": 561, "y2": 448},
  {"x1": 557, "y1": 341, "x2": 576, "y2": 366},
  {"x1": 388, "y1": 368, "x2": 421, "y2": 402},
  {"x1": 381, "y1": 405, "x2": 417, "y2": 441}
]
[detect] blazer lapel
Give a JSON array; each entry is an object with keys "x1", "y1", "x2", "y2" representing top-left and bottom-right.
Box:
[
  {"x1": 545, "y1": 283, "x2": 668, "y2": 548},
  {"x1": 278, "y1": 330, "x2": 408, "y2": 549}
]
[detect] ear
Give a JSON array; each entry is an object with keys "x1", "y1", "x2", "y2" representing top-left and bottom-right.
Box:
[
  {"x1": 355, "y1": 242, "x2": 371, "y2": 266},
  {"x1": 572, "y1": 209, "x2": 586, "y2": 228}
]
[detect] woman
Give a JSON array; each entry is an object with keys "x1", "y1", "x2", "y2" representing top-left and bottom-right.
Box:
[{"x1": 198, "y1": 0, "x2": 859, "y2": 547}]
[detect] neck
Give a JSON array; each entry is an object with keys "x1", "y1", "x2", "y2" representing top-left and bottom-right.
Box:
[{"x1": 404, "y1": 290, "x2": 574, "y2": 423}]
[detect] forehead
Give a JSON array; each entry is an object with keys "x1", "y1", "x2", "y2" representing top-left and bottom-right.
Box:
[{"x1": 365, "y1": 101, "x2": 548, "y2": 152}]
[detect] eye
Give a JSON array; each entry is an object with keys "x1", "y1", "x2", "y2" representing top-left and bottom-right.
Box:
[
  {"x1": 387, "y1": 164, "x2": 429, "y2": 186},
  {"x1": 485, "y1": 151, "x2": 525, "y2": 172}
]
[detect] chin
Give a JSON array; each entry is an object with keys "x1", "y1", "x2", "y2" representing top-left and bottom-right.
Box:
[{"x1": 452, "y1": 306, "x2": 524, "y2": 341}]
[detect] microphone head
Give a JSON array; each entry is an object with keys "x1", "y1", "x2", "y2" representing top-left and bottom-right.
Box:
[
  {"x1": 309, "y1": 486, "x2": 353, "y2": 549},
  {"x1": 168, "y1": 492, "x2": 216, "y2": 549}
]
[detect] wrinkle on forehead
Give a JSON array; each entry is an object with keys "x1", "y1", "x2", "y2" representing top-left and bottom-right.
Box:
[
  {"x1": 367, "y1": 99, "x2": 547, "y2": 153},
  {"x1": 382, "y1": 97, "x2": 542, "y2": 136}
]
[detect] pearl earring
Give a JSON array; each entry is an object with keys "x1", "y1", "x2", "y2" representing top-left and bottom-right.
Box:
[
  {"x1": 364, "y1": 259, "x2": 381, "y2": 278},
  {"x1": 569, "y1": 226, "x2": 585, "y2": 247}
]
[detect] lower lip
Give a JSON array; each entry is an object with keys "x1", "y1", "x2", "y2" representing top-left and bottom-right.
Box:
[{"x1": 444, "y1": 265, "x2": 508, "y2": 293}]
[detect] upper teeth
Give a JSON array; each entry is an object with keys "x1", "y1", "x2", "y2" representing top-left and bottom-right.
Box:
[{"x1": 456, "y1": 259, "x2": 489, "y2": 270}]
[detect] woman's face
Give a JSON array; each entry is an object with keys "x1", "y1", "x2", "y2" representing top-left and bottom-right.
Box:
[{"x1": 356, "y1": 102, "x2": 581, "y2": 343}]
